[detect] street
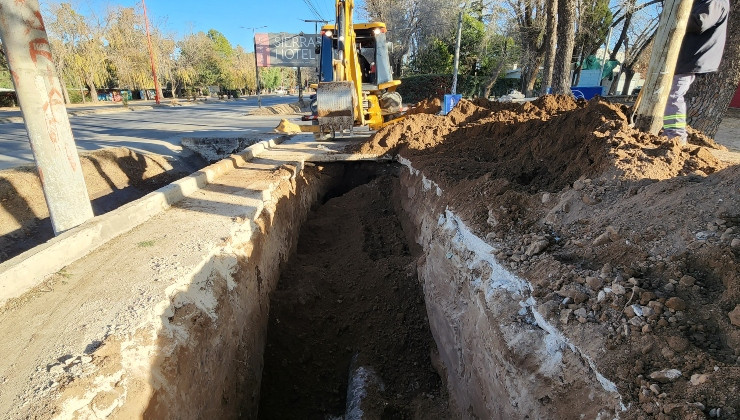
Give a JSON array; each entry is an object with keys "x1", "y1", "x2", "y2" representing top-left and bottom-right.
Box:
[{"x1": 0, "y1": 95, "x2": 300, "y2": 170}]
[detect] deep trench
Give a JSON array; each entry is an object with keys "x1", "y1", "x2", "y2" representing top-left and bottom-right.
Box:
[{"x1": 254, "y1": 163, "x2": 450, "y2": 419}]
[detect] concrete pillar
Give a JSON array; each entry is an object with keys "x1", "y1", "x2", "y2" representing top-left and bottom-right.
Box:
[{"x1": 0, "y1": 0, "x2": 93, "y2": 234}]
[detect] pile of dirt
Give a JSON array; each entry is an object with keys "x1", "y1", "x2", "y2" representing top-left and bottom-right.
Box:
[
  {"x1": 357, "y1": 96, "x2": 740, "y2": 418},
  {"x1": 258, "y1": 175, "x2": 450, "y2": 418},
  {"x1": 406, "y1": 97, "x2": 442, "y2": 115},
  {"x1": 246, "y1": 100, "x2": 311, "y2": 116},
  {"x1": 0, "y1": 147, "x2": 202, "y2": 262}
]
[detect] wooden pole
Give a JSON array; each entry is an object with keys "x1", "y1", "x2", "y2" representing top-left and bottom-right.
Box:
[
  {"x1": 0, "y1": 0, "x2": 93, "y2": 234},
  {"x1": 634, "y1": 0, "x2": 693, "y2": 134}
]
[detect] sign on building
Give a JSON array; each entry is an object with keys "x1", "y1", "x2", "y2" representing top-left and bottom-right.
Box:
[{"x1": 255, "y1": 33, "x2": 320, "y2": 68}]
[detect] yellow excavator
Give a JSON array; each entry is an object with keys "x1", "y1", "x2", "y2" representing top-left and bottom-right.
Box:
[{"x1": 277, "y1": 0, "x2": 403, "y2": 137}]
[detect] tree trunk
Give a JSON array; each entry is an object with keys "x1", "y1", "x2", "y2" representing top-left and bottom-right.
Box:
[
  {"x1": 551, "y1": 0, "x2": 577, "y2": 95},
  {"x1": 685, "y1": 0, "x2": 740, "y2": 138},
  {"x1": 541, "y1": 0, "x2": 558, "y2": 95},
  {"x1": 621, "y1": 68, "x2": 635, "y2": 95},
  {"x1": 482, "y1": 46, "x2": 509, "y2": 98},
  {"x1": 86, "y1": 76, "x2": 98, "y2": 102},
  {"x1": 156, "y1": 78, "x2": 165, "y2": 102}
]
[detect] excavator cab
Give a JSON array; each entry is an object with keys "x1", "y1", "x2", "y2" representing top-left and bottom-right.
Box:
[{"x1": 314, "y1": 19, "x2": 402, "y2": 136}]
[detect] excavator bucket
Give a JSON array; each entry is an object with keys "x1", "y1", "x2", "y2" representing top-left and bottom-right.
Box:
[{"x1": 316, "y1": 81, "x2": 355, "y2": 134}]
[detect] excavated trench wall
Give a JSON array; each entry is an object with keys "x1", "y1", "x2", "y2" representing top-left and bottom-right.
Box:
[
  {"x1": 24, "y1": 160, "x2": 624, "y2": 419},
  {"x1": 393, "y1": 159, "x2": 625, "y2": 419}
]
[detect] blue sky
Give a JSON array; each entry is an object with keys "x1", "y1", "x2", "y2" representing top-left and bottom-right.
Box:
[{"x1": 51, "y1": 0, "x2": 362, "y2": 51}]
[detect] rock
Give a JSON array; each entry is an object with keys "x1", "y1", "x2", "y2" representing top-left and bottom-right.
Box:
[
  {"x1": 541, "y1": 193, "x2": 551, "y2": 204},
  {"x1": 80, "y1": 355, "x2": 93, "y2": 364},
  {"x1": 641, "y1": 306, "x2": 655, "y2": 317},
  {"x1": 574, "y1": 308, "x2": 587, "y2": 319},
  {"x1": 650, "y1": 368, "x2": 682, "y2": 383},
  {"x1": 573, "y1": 179, "x2": 585, "y2": 190},
  {"x1": 48, "y1": 364, "x2": 64, "y2": 375},
  {"x1": 624, "y1": 306, "x2": 636, "y2": 318},
  {"x1": 612, "y1": 283, "x2": 626, "y2": 295},
  {"x1": 732, "y1": 238, "x2": 740, "y2": 248},
  {"x1": 664, "y1": 283, "x2": 675, "y2": 293},
  {"x1": 679, "y1": 275, "x2": 696, "y2": 287},
  {"x1": 650, "y1": 383, "x2": 661, "y2": 394},
  {"x1": 690, "y1": 373, "x2": 709, "y2": 385},
  {"x1": 597, "y1": 290, "x2": 606, "y2": 302},
  {"x1": 586, "y1": 276, "x2": 603, "y2": 290},
  {"x1": 640, "y1": 291, "x2": 657, "y2": 305},
  {"x1": 592, "y1": 231, "x2": 612, "y2": 246},
  {"x1": 642, "y1": 324, "x2": 652, "y2": 333},
  {"x1": 665, "y1": 297, "x2": 687, "y2": 311},
  {"x1": 729, "y1": 304, "x2": 740, "y2": 327},
  {"x1": 667, "y1": 336, "x2": 690, "y2": 352},
  {"x1": 582, "y1": 194, "x2": 599, "y2": 205},
  {"x1": 560, "y1": 309, "x2": 572, "y2": 324},
  {"x1": 525, "y1": 239, "x2": 549, "y2": 256},
  {"x1": 661, "y1": 347, "x2": 675, "y2": 358}
]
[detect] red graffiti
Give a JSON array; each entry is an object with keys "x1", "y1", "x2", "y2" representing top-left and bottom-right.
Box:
[
  {"x1": 29, "y1": 38, "x2": 52, "y2": 64},
  {"x1": 42, "y1": 87, "x2": 64, "y2": 143},
  {"x1": 24, "y1": 9, "x2": 45, "y2": 34}
]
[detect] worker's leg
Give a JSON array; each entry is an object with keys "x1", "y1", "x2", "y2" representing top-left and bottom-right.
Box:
[{"x1": 663, "y1": 73, "x2": 696, "y2": 145}]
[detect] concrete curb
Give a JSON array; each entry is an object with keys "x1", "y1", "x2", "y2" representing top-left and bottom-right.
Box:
[{"x1": 0, "y1": 135, "x2": 287, "y2": 307}]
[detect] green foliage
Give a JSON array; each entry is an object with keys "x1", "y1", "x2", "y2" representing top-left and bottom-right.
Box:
[
  {"x1": 409, "y1": 39, "x2": 453, "y2": 74},
  {"x1": 408, "y1": 13, "x2": 486, "y2": 76}
]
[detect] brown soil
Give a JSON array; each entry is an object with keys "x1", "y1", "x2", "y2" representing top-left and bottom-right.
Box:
[
  {"x1": 0, "y1": 147, "x2": 203, "y2": 262},
  {"x1": 356, "y1": 96, "x2": 740, "y2": 419},
  {"x1": 257, "y1": 175, "x2": 450, "y2": 419},
  {"x1": 406, "y1": 97, "x2": 441, "y2": 116}
]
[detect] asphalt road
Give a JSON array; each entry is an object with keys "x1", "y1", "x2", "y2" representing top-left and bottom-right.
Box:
[{"x1": 0, "y1": 95, "x2": 300, "y2": 170}]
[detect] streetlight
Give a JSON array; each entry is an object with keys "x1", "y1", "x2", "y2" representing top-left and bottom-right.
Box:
[{"x1": 242, "y1": 25, "x2": 267, "y2": 108}]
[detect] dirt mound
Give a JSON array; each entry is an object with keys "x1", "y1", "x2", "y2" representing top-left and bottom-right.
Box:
[
  {"x1": 0, "y1": 147, "x2": 201, "y2": 262},
  {"x1": 406, "y1": 97, "x2": 442, "y2": 115},
  {"x1": 246, "y1": 100, "x2": 310, "y2": 115},
  {"x1": 356, "y1": 95, "x2": 740, "y2": 418}
]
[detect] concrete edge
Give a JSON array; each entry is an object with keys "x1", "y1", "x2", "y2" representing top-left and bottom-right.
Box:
[{"x1": 0, "y1": 136, "x2": 287, "y2": 307}]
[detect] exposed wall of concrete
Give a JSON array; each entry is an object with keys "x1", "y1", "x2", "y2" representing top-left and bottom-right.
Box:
[{"x1": 395, "y1": 161, "x2": 625, "y2": 419}]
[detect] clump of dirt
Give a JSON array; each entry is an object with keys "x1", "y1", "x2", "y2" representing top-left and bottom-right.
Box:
[
  {"x1": 0, "y1": 147, "x2": 202, "y2": 262},
  {"x1": 258, "y1": 175, "x2": 449, "y2": 419},
  {"x1": 406, "y1": 97, "x2": 441, "y2": 115},
  {"x1": 356, "y1": 95, "x2": 740, "y2": 418},
  {"x1": 246, "y1": 100, "x2": 311, "y2": 115}
]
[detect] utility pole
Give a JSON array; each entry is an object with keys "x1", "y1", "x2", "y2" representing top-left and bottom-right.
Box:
[
  {"x1": 142, "y1": 0, "x2": 161, "y2": 104},
  {"x1": 451, "y1": 11, "x2": 463, "y2": 94},
  {"x1": 634, "y1": 0, "x2": 693, "y2": 134},
  {"x1": 243, "y1": 26, "x2": 267, "y2": 108},
  {"x1": 303, "y1": 19, "x2": 328, "y2": 79},
  {"x1": 0, "y1": 0, "x2": 93, "y2": 234}
]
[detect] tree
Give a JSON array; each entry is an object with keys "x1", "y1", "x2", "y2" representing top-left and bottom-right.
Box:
[
  {"x1": 606, "y1": 0, "x2": 660, "y2": 94},
  {"x1": 106, "y1": 7, "x2": 153, "y2": 91},
  {"x1": 685, "y1": 0, "x2": 740, "y2": 138},
  {"x1": 551, "y1": 0, "x2": 576, "y2": 94},
  {"x1": 409, "y1": 38, "x2": 453, "y2": 74},
  {"x1": 571, "y1": 0, "x2": 612, "y2": 86},
  {"x1": 540, "y1": 0, "x2": 558, "y2": 94},
  {"x1": 508, "y1": 0, "x2": 547, "y2": 96},
  {"x1": 46, "y1": 2, "x2": 108, "y2": 103},
  {"x1": 363, "y1": 0, "x2": 456, "y2": 77}
]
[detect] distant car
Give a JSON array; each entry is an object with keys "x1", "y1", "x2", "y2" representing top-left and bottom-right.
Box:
[{"x1": 275, "y1": 87, "x2": 287, "y2": 95}]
